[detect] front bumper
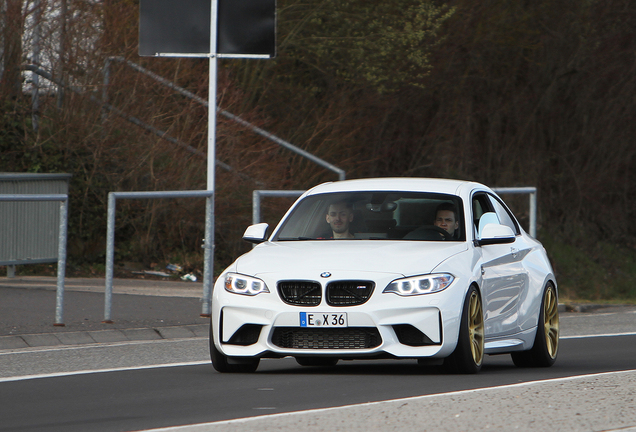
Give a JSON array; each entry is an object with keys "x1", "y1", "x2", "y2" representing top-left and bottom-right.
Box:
[{"x1": 212, "y1": 278, "x2": 465, "y2": 359}]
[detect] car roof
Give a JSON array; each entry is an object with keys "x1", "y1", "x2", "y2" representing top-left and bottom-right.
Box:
[{"x1": 305, "y1": 178, "x2": 483, "y2": 196}]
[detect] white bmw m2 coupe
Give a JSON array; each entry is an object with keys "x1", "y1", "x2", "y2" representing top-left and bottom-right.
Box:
[{"x1": 210, "y1": 178, "x2": 559, "y2": 373}]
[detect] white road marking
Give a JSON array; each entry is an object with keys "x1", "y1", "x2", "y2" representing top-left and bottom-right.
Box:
[
  {"x1": 136, "y1": 369, "x2": 636, "y2": 432},
  {"x1": 562, "y1": 312, "x2": 631, "y2": 318},
  {"x1": 560, "y1": 331, "x2": 636, "y2": 339},
  {"x1": 0, "y1": 361, "x2": 208, "y2": 383}
]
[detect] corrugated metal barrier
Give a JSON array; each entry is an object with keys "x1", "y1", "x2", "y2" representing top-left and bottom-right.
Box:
[
  {"x1": 0, "y1": 173, "x2": 71, "y2": 325},
  {"x1": 0, "y1": 173, "x2": 71, "y2": 266}
]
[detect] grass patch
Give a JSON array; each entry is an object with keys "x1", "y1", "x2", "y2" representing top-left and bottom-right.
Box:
[{"x1": 542, "y1": 230, "x2": 636, "y2": 303}]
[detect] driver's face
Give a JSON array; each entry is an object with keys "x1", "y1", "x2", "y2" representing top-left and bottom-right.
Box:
[
  {"x1": 326, "y1": 203, "x2": 353, "y2": 236},
  {"x1": 434, "y1": 210, "x2": 458, "y2": 236}
]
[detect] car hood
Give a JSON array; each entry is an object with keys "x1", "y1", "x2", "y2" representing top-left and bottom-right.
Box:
[{"x1": 234, "y1": 240, "x2": 468, "y2": 278}]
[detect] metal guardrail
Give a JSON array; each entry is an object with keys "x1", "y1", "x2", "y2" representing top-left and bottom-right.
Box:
[
  {"x1": 0, "y1": 194, "x2": 69, "y2": 326},
  {"x1": 492, "y1": 187, "x2": 537, "y2": 238},
  {"x1": 251, "y1": 187, "x2": 538, "y2": 238},
  {"x1": 0, "y1": 173, "x2": 72, "y2": 269},
  {"x1": 104, "y1": 57, "x2": 346, "y2": 182},
  {"x1": 104, "y1": 190, "x2": 214, "y2": 322},
  {"x1": 20, "y1": 64, "x2": 257, "y2": 183},
  {"x1": 252, "y1": 190, "x2": 306, "y2": 227}
]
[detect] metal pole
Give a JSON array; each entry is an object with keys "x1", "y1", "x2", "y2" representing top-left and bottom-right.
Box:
[
  {"x1": 529, "y1": 191, "x2": 537, "y2": 239},
  {"x1": 252, "y1": 190, "x2": 261, "y2": 226},
  {"x1": 54, "y1": 199, "x2": 68, "y2": 326},
  {"x1": 103, "y1": 193, "x2": 116, "y2": 323},
  {"x1": 209, "y1": 0, "x2": 218, "y2": 192},
  {"x1": 202, "y1": 0, "x2": 220, "y2": 318},
  {"x1": 201, "y1": 196, "x2": 214, "y2": 316}
]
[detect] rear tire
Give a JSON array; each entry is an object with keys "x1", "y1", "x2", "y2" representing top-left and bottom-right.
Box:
[
  {"x1": 512, "y1": 283, "x2": 559, "y2": 368},
  {"x1": 209, "y1": 320, "x2": 260, "y2": 373},
  {"x1": 443, "y1": 286, "x2": 484, "y2": 374},
  {"x1": 295, "y1": 357, "x2": 339, "y2": 367}
]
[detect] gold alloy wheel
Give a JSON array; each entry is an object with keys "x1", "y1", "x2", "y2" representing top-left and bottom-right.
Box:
[
  {"x1": 543, "y1": 285, "x2": 560, "y2": 359},
  {"x1": 468, "y1": 290, "x2": 485, "y2": 366}
]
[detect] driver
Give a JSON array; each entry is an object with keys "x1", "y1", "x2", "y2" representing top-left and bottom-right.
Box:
[
  {"x1": 325, "y1": 200, "x2": 355, "y2": 239},
  {"x1": 434, "y1": 202, "x2": 459, "y2": 238}
]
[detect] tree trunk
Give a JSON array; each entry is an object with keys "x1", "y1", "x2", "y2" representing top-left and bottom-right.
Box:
[{"x1": 1, "y1": 0, "x2": 23, "y2": 99}]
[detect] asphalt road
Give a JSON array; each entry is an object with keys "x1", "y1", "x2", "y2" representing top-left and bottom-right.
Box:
[{"x1": 1, "y1": 307, "x2": 635, "y2": 432}]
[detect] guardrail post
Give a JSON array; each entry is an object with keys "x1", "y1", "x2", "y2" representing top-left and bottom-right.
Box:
[
  {"x1": 103, "y1": 190, "x2": 214, "y2": 321},
  {"x1": 529, "y1": 190, "x2": 537, "y2": 239},
  {"x1": 201, "y1": 195, "x2": 214, "y2": 317},
  {"x1": 0, "y1": 193, "x2": 69, "y2": 326},
  {"x1": 103, "y1": 193, "x2": 116, "y2": 323},
  {"x1": 252, "y1": 190, "x2": 261, "y2": 226},
  {"x1": 54, "y1": 199, "x2": 69, "y2": 326}
]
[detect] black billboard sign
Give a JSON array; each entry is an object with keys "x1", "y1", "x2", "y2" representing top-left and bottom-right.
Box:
[{"x1": 139, "y1": 0, "x2": 276, "y2": 57}]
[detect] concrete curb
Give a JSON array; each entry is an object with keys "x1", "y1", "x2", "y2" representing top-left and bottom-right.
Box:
[
  {"x1": 0, "y1": 276, "x2": 203, "y2": 298},
  {"x1": 0, "y1": 324, "x2": 208, "y2": 351},
  {"x1": 559, "y1": 303, "x2": 632, "y2": 313}
]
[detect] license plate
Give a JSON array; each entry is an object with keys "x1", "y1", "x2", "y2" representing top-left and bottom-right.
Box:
[{"x1": 300, "y1": 312, "x2": 348, "y2": 328}]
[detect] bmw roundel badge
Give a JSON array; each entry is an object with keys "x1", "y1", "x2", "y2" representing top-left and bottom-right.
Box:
[{"x1": 320, "y1": 272, "x2": 332, "y2": 278}]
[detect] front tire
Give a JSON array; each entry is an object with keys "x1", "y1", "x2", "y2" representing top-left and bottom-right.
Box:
[
  {"x1": 209, "y1": 320, "x2": 260, "y2": 373},
  {"x1": 512, "y1": 283, "x2": 559, "y2": 367},
  {"x1": 443, "y1": 286, "x2": 484, "y2": 374}
]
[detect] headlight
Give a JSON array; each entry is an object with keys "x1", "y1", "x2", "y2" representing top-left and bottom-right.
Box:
[
  {"x1": 224, "y1": 273, "x2": 269, "y2": 296},
  {"x1": 383, "y1": 274, "x2": 454, "y2": 296}
]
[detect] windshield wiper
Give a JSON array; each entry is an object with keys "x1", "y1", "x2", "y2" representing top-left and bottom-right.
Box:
[{"x1": 276, "y1": 236, "x2": 315, "y2": 241}]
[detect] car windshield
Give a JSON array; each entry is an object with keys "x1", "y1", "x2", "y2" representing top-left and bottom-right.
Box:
[{"x1": 273, "y1": 191, "x2": 465, "y2": 241}]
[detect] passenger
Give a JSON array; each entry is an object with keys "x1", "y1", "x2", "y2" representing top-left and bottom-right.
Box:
[
  {"x1": 434, "y1": 202, "x2": 459, "y2": 238},
  {"x1": 325, "y1": 200, "x2": 355, "y2": 239}
]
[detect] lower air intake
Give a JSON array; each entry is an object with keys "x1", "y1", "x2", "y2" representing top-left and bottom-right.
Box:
[
  {"x1": 271, "y1": 327, "x2": 382, "y2": 349},
  {"x1": 392, "y1": 324, "x2": 439, "y2": 346},
  {"x1": 226, "y1": 324, "x2": 263, "y2": 346}
]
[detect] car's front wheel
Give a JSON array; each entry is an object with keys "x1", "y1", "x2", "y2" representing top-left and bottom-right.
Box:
[
  {"x1": 511, "y1": 282, "x2": 559, "y2": 367},
  {"x1": 209, "y1": 320, "x2": 260, "y2": 373},
  {"x1": 443, "y1": 285, "x2": 484, "y2": 374}
]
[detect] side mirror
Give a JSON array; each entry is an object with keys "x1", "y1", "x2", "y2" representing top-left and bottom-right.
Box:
[
  {"x1": 243, "y1": 223, "x2": 269, "y2": 244},
  {"x1": 476, "y1": 223, "x2": 515, "y2": 246}
]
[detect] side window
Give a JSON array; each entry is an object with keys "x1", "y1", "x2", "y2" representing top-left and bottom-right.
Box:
[{"x1": 487, "y1": 194, "x2": 520, "y2": 235}]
